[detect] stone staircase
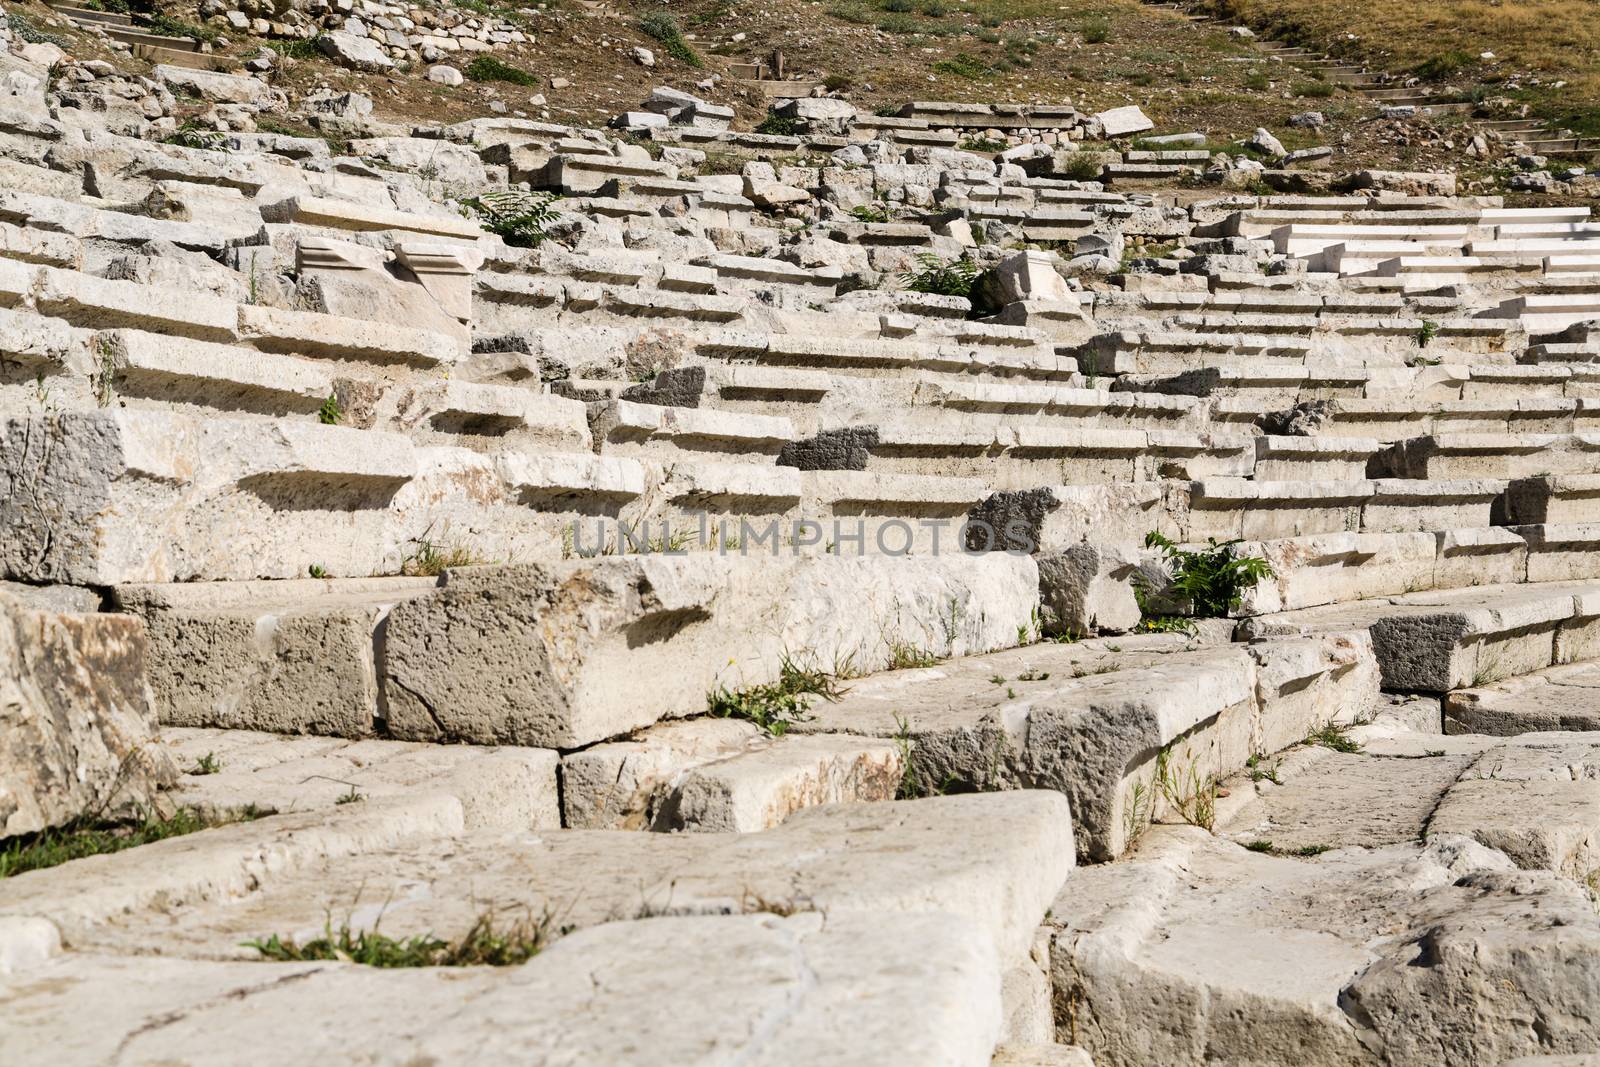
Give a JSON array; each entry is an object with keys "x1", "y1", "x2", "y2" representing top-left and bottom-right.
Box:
[
  {"x1": 39, "y1": 0, "x2": 220, "y2": 70},
  {"x1": 1, "y1": 33, "x2": 1600, "y2": 1067}
]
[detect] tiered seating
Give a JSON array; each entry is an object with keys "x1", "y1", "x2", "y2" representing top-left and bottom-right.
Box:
[{"x1": 5, "y1": 59, "x2": 1600, "y2": 1067}]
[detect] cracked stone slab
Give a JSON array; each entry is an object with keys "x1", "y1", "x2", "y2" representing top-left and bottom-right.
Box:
[
  {"x1": 788, "y1": 631, "x2": 1370, "y2": 860},
  {"x1": 1427, "y1": 738, "x2": 1600, "y2": 883},
  {"x1": 1222, "y1": 745, "x2": 1478, "y2": 852},
  {"x1": 0, "y1": 911, "x2": 1003, "y2": 1067},
  {"x1": 562, "y1": 721, "x2": 900, "y2": 832},
  {"x1": 381, "y1": 553, "x2": 1039, "y2": 749}
]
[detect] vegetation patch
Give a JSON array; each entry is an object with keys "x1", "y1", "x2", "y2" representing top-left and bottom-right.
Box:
[
  {"x1": 707, "y1": 656, "x2": 844, "y2": 736},
  {"x1": 1137, "y1": 532, "x2": 1273, "y2": 625},
  {"x1": 401, "y1": 537, "x2": 485, "y2": 577},
  {"x1": 898, "y1": 252, "x2": 981, "y2": 298},
  {"x1": 639, "y1": 10, "x2": 704, "y2": 67},
  {"x1": 1307, "y1": 721, "x2": 1361, "y2": 753},
  {"x1": 461, "y1": 190, "x2": 562, "y2": 247},
  {"x1": 1, "y1": 806, "x2": 265, "y2": 880},
  {"x1": 246, "y1": 911, "x2": 553, "y2": 967},
  {"x1": 464, "y1": 55, "x2": 539, "y2": 86},
  {"x1": 754, "y1": 111, "x2": 802, "y2": 136}
]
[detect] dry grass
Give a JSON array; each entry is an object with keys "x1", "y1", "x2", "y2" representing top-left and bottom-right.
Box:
[{"x1": 1210, "y1": 0, "x2": 1600, "y2": 126}]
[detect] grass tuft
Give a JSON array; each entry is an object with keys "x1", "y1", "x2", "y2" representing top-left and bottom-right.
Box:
[
  {"x1": 464, "y1": 55, "x2": 539, "y2": 86},
  {"x1": 1, "y1": 806, "x2": 264, "y2": 879},
  {"x1": 707, "y1": 656, "x2": 844, "y2": 736},
  {"x1": 1307, "y1": 721, "x2": 1361, "y2": 754},
  {"x1": 246, "y1": 911, "x2": 553, "y2": 967}
]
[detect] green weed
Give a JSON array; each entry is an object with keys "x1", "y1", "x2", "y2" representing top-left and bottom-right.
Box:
[{"x1": 707, "y1": 656, "x2": 844, "y2": 736}]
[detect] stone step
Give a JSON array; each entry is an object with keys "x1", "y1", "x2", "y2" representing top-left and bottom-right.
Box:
[
  {"x1": 1243, "y1": 578, "x2": 1600, "y2": 692},
  {"x1": 1237, "y1": 526, "x2": 1527, "y2": 615},
  {"x1": 0, "y1": 789, "x2": 1073, "y2": 1067},
  {"x1": 1380, "y1": 432, "x2": 1600, "y2": 479},
  {"x1": 561, "y1": 722, "x2": 900, "y2": 832},
  {"x1": 374, "y1": 553, "x2": 1037, "y2": 748},
  {"x1": 1444, "y1": 660, "x2": 1600, "y2": 734},
  {"x1": 822, "y1": 421, "x2": 1251, "y2": 486},
  {"x1": 0, "y1": 409, "x2": 668, "y2": 584},
  {"x1": 159, "y1": 725, "x2": 561, "y2": 829},
  {"x1": 587, "y1": 398, "x2": 796, "y2": 461},
  {"x1": 790, "y1": 631, "x2": 1374, "y2": 860}
]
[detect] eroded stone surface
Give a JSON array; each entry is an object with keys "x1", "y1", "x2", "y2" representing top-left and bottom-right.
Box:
[{"x1": 0, "y1": 591, "x2": 175, "y2": 838}]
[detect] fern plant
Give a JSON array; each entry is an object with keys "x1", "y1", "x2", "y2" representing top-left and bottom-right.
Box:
[
  {"x1": 898, "y1": 252, "x2": 981, "y2": 298},
  {"x1": 461, "y1": 191, "x2": 562, "y2": 248},
  {"x1": 1140, "y1": 532, "x2": 1273, "y2": 619}
]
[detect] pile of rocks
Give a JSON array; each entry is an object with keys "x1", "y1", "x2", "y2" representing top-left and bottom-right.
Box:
[{"x1": 3, "y1": 19, "x2": 1600, "y2": 1066}]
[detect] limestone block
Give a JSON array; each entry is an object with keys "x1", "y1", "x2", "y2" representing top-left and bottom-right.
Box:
[
  {"x1": 1093, "y1": 106, "x2": 1153, "y2": 138},
  {"x1": 237, "y1": 303, "x2": 460, "y2": 365},
  {"x1": 0, "y1": 219, "x2": 81, "y2": 269},
  {"x1": 114, "y1": 578, "x2": 438, "y2": 737},
  {"x1": 560, "y1": 719, "x2": 765, "y2": 829},
  {"x1": 0, "y1": 912, "x2": 1004, "y2": 1066},
  {"x1": 969, "y1": 483, "x2": 1170, "y2": 553},
  {"x1": 976, "y1": 250, "x2": 1075, "y2": 310},
  {"x1": 349, "y1": 136, "x2": 487, "y2": 186},
  {"x1": 662, "y1": 733, "x2": 903, "y2": 832},
  {"x1": 0, "y1": 591, "x2": 176, "y2": 838},
  {"x1": 1444, "y1": 661, "x2": 1600, "y2": 735},
  {"x1": 317, "y1": 30, "x2": 395, "y2": 72},
  {"x1": 1036, "y1": 541, "x2": 1141, "y2": 637},
  {"x1": 259, "y1": 193, "x2": 481, "y2": 240},
  {"x1": 32, "y1": 266, "x2": 238, "y2": 341},
  {"x1": 152, "y1": 65, "x2": 276, "y2": 108},
  {"x1": 381, "y1": 553, "x2": 1039, "y2": 748}
]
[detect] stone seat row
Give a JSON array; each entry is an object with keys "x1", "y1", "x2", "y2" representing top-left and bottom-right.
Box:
[{"x1": 0, "y1": 408, "x2": 1032, "y2": 584}]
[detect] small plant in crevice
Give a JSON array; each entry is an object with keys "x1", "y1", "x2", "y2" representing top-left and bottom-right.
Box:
[
  {"x1": 461, "y1": 190, "x2": 562, "y2": 248},
  {"x1": 850, "y1": 203, "x2": 892, "y2": 223},
  {"x1": 190, "y1": 752, "x2": 222, "y2": 776},
  {"x1": 1416, "y1": 319, "x2": 1440, "y2": 347},
  {"x1": 959, "y1": 136, "x2": 1008, "y2": 153},
  {"x1": 308, "y1": 563, "x2": 329, "y2": 579},
  {"x1": 1245, "y1": 753, "x2": 1282, "y2": 784},
  {"x1": 1057, "y1": 151, "x2": 1105, "y2": 182},
  {"x1": 1137, "y1": 531, "x2": 1273, "y2": 623},
  {"x1": 1307, "y1": 720, "x2": 1361, "y2": 754},
  {"x1": 885, "y1": 639, "x2": 944, "y2": 671},
  {"x1": 160, "y1": 120, "x2": 225, "y2": 151},
  {"x1": 245, "y1": 909, "x2": 555, "y2": 967},
  {"x1": 401, "y1": 536, "x2": 484, "y2": 577},
  {"x1": 707, "y1": 656, "x2": 844, "y2": 737},
  {"x1": 317, "y1": 393, "x2": 342, "y2": 425},
  {"x1": 336, "y1": 785, "x2": 365, "y2": 805},
  {"x1": 898, "y1": 252, "x2": 981, "y2": 299},
  {"x1": 1154, "y1": 744, "x2": 1217, "y2": 832}
]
